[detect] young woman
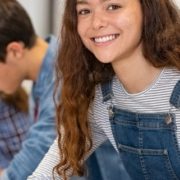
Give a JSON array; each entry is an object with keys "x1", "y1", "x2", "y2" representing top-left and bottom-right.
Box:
[{"x1": 29, "y1": 0, "x2": 180, "y2": 179}]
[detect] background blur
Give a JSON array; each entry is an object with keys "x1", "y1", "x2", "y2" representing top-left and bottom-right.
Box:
[
  {"x1": 17, "y1": 0, "x2": 65, "y2": 92},
  {"x1": 17, "y1": 0, "x2": 65, "y2": 37}
]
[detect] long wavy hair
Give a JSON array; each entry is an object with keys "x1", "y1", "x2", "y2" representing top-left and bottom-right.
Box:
[{"x1": 54, "y1": 0, "x2": 180, "y2": 179}]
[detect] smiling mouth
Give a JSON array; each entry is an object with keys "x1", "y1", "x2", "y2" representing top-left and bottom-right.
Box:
[{"x1": 91, "y1": 34, "x2": 119, "y2": 43}]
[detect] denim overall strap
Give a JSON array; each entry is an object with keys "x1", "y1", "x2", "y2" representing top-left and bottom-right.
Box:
[
  {"x1": 97, "y1": 79, "x2": 131, "y2": 180},
  {"x1": 107, "y1": 80, "x2": 180, "y2": 180},
  {"x1": 170, "y1": 80, "x2": 180, "y2": 108},
  {"x1": 101, "y1": 80, "x2": 114, "y2": 102}
]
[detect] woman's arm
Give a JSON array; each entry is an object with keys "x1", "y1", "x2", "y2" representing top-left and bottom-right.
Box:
[
  {"x1": 27, "y1": 138, "x2": 61, "y2": 180},
  {"x1": 28, "y1": 110, "x2": 108, "y2": 179}
]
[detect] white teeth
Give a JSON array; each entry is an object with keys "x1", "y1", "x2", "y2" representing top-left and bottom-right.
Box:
[{"x1": 94, "y1": 35, "x2": 116, "y2": 43}]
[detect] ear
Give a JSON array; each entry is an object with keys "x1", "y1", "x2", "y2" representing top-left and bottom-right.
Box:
[{"x1": 6, "y1": 42, "x2": 25, "y2": 61}]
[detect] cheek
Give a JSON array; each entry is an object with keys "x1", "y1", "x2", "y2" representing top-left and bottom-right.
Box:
[
  {"x1": 77, "y1": 18, "x2": 86, "y2": 36},
  {"x1": 77, "y1": 18, "x2": 90, "y2": 38},
  {"x1": 77, "y1": 23, "x2": 90, "y2": 48},
  {"x1": 0, "y1": 66, "x2": 9, "y2": 79},
  {"x1": 77, "y1": 24, "x2": 83, "y2": 40},
  {"x1": 119, "y1": 15, "x2": 143, "y2": 39},
  {"x1": 116, "y1": 16, "x2": 134, "y2": 30},
  {"x1": 117, "y1": 10, "x2": 142, "y2": 29}
]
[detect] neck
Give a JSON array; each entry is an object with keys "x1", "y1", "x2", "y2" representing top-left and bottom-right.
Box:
[
  {"x1": 112, "y1": 47, "x2": 162, "y2": 94},
  {"x1": 25, "y1": 37, "x2": 48, "y2": 81}
]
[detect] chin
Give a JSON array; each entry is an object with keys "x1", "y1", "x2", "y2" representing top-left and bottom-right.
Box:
[
  {"x1": 93, "y1": 55, "x2": 111, "y2": 64},
  {"x1": 96, "y1": 58, "x2": 113, "y2": 64},
  {"x1": 4, "y1": 90, "x2": 16, "y2": 95},
  {"x1": 93, "y1": 52, "x2": 115, "y2": 64},
  {"x1": 5, "y1": 87, "x2": 19, "y2": 95}
]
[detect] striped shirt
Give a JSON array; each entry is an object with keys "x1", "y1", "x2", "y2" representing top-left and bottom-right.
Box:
[{"x1": 28, "y1": 67, "x2": 180, "y2": 179}]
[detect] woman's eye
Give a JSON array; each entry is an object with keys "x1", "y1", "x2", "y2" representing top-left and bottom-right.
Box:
[
  {"x1": 107, "y1": 4, "x2": 121, "y2": 10},
  {"x1": 78, "y1": 9, "x2": 91, "y2": 15}
]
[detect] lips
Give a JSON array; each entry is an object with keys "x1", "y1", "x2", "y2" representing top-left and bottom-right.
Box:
[{"x1": 91, "y1": 34, "x2": 119, "y2": 43}]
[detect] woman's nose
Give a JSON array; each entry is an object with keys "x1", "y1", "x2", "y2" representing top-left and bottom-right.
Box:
[{"x1": 91, "y1": 11, "x2": 108, "y2": 30}]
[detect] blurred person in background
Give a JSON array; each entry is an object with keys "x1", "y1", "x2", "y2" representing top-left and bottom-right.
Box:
[
  {"x1": 0, "y1": 0, "x2": 58, "y2": 179},
  {"x1": 0, "y1": 87, "x2": 32, "y2": 169}
]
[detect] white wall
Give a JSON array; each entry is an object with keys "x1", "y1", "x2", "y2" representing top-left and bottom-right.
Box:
[
  {"x1": 17, "y1": 0, "x2": 51, "y2": 38},
  {"x1": 52, "y1": 0, "x2": 65, "y2": 36},
  {"x1": 174, "y1": 0, "x2": 180, "y2": 7}
]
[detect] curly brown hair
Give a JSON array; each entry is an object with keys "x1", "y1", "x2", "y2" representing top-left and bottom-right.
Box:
[{"x1": 54, "y1": 0, "x2": 180, "y2": 179}]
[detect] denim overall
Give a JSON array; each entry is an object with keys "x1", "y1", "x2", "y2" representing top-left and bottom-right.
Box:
[{"x1": 101, "y1": 80, "x2": 180, "y2": 180}]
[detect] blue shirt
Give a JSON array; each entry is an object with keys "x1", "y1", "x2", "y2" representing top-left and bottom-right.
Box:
[
  {"x1": 1, "y1": 35, "x2": 58, "y2": 180},
  {"x1": 0, "y1": 100, "x2": 32, "y2": 168}
]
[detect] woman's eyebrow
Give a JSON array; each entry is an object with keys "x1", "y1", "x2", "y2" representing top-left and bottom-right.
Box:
[
  {"x1": 76, "y1": 0, "x2": 112, "y2": 5},
  {"x1": 76, "y1": 0, "x2": 88, "y2": 5}
]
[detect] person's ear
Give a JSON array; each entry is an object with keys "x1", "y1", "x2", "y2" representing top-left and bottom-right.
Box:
[{"x1": 6, "y1": 42, "x2": 24, "y2": 61}]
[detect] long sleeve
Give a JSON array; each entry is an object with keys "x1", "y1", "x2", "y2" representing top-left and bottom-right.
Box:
[
  {"x1": 28, "y1": 109, "x2": 108, "y2": 179},
  {"x1": 28, "y1": 138, "x2": 61, "y2": 180}
]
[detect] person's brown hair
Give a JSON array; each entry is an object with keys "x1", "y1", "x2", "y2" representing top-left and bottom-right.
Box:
[{"x1": 54, "y1": 0, "x2": 180, "y2": 179}]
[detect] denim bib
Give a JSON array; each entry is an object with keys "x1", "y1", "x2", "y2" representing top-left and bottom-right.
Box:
[{"x1": 101, "y1": 80, "x2": 180, "y2": 180}]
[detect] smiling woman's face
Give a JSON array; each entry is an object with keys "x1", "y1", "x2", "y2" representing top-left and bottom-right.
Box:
[{"x1": 76, "y1": 0, "x2": 143, "y2": 64}]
